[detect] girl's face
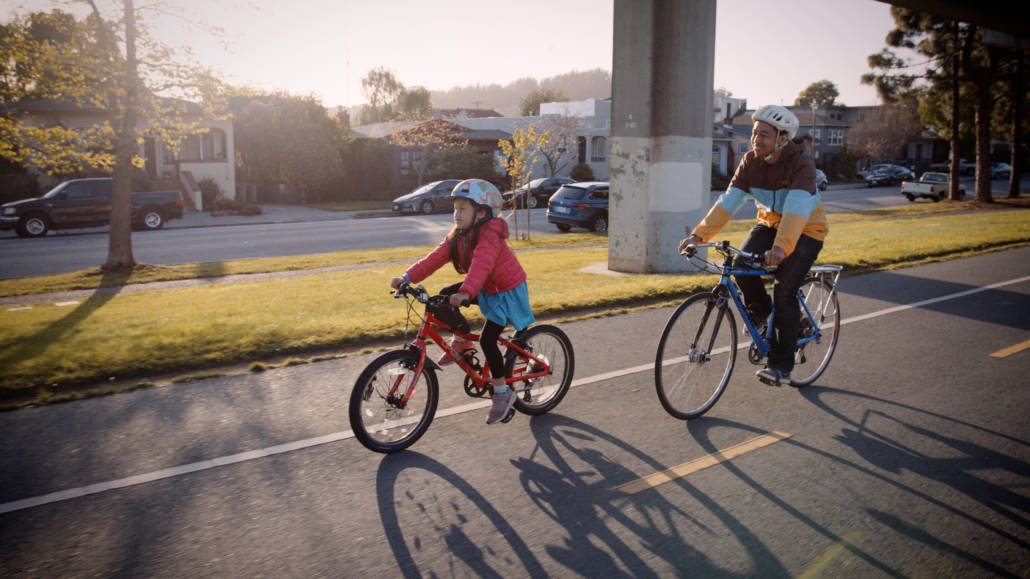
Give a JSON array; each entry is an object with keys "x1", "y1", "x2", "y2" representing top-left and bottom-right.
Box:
[{"x1": 452, "y1": 197, "x2": 481, "y2": 229}]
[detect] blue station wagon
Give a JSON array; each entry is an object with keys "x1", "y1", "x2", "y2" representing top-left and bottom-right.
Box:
[{"x1": 546, "y1": 181, "x2": 609, "y2": 232}]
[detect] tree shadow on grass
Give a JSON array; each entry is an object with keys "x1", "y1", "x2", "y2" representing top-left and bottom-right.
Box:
[{"x1": 0, "y1": 268, "x2": 133, "y2": 393}]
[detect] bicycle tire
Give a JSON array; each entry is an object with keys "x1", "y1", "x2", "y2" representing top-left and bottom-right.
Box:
[
  {"x1": 505, "y1": 324, "x2": 575, "y2": 415},
  {"x1": 791, "y1": 277, "x2": 840, "y2": 387},
  {"x1": 655, "y1": 292, "x2": 738, "y2": 419},
  {"x1": 349, "y1": 349, "x2": 439, "y2": 453}
]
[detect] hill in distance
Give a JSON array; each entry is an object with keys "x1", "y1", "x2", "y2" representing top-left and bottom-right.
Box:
[{"x1": 430, "y1": 68, "x2": 611, "y2": 116}]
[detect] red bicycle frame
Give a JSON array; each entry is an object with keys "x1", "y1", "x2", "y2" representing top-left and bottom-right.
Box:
[{"x1": 390, "y1": 308, "x2": 552, "y2": 407}]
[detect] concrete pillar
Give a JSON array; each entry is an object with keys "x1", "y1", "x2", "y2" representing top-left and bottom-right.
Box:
[{"x1": 609, "y1": 0, "x2": 716, "y2": 273}]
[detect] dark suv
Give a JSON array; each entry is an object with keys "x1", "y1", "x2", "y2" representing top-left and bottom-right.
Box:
[
  {"x1": 503, "y1": 177, "x2": 576, "y2": 209},
  {"x1": 546, "y1": 182, "x2": 609, "y2": 232}
]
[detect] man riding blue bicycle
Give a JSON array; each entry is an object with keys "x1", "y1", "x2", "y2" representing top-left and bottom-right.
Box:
[{"x1": 678, "y1": 105, "x2": 829, "y2": 386}]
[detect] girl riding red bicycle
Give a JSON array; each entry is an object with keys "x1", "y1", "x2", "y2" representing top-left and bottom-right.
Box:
[{"x1": 391, "y1": 178, "x2": 535, "y2": 425}]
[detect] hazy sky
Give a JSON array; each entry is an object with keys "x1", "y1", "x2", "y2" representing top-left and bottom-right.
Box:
[{"x1": 8, "y1": 0, "x2": 898, "y2": 109}]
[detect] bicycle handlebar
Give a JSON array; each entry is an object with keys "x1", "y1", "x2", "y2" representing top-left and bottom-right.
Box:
[
  {"x1": 393, "y1": 282, "x2": 470, "y2": 307},
  {"x1": 681, "y1": 241, "x2": 767, "y2": 268}
]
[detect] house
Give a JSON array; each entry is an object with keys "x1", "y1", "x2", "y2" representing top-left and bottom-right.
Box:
[
  {"x1": 453, "y1": 98, "x2": 613, "y2": 181},
  {"x1": 348, "y1": 118, "x2": 511, "y2": 189},
  {"x1": 1, "y1": 99, "x2": 234, "y2": 210}
]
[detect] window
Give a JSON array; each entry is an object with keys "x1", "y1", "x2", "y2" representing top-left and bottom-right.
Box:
[
  {"x1": 590, "y1": 136, "x2": 606, "y2": 162},
  {"x1": 164, "y1": 128, "x2": 227, "y2": 162},
  {"x1": 828, "y1": 129, "x2": 844, "y2": 146},
  {"x1": 400, "y1": 151, "x2": 411, "y2": 176}
]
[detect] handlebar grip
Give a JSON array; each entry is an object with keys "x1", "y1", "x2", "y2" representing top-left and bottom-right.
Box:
[
  {"x1": 459, "y1": 299, "x2": 470, "y2": 308},
  {"x1": 681, "y1": 245, "x2": 697, "y2": 258}
]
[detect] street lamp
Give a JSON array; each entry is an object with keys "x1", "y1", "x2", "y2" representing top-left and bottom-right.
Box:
[{"x1": 810, "y1": 103, "x2": 819, "y2": 161}]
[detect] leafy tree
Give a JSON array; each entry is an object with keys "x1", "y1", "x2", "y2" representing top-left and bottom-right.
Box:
[
  {"x1": 498, "y1": 124, "x2": 548, "y2": 239},
  {"x1": 231, "y1": 90, "x2": 345, "y2": 204},
  {"x1": 519, "y1": 88, "x2": 567, "y2": 116},
  {"x1": 862, "y1": 7, "x2": 1025, "y2": 202},
  {"x1": 794, "y1": 80, "x2": 840, "y2": 106},
  {"x1": 388, "y1": 120, "x2": 469, "y2": 186},
  {"x1": 396, "y1": 86, "x2": 432, "y2": 120},
  {"x1": 361, "y1": 66, "x2": 403, "y2": 124},
  {"x1": 424, "y1": 148, "x2": 498, "y2": 183},
  {"x1": 0, "y1": 3, "x2": 225, "y2": 271}
]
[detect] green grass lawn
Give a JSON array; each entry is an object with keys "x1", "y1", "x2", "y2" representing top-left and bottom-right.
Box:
[{"x1": 1, "y1": 202, "x2": 1028, "y2": 403}]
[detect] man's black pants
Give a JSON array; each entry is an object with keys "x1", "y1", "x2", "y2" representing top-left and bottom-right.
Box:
[{"x1": 734, "y1": 225, "x2": 823, "y2": 373}]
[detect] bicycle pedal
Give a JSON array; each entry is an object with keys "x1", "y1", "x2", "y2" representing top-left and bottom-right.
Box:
[{"x1": 501, "y1": 408, "x2": 516, "y2": 423}]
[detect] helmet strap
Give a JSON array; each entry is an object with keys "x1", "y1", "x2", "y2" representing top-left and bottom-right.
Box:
[{"x1": 763, "y1": 130, "x2": 789, "y2": 162}]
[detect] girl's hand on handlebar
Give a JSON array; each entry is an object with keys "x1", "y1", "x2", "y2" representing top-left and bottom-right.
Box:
[
  {"x1": 390, "y1": 277, "x2": 405, "y2": 290},
  {"x1": 448, "y1": 292, "x2": 471, "y2": 307}
]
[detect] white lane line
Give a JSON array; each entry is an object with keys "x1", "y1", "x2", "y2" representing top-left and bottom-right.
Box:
[{"x1": 3, "y1": 274, "x2": 1029, "y2": 515}]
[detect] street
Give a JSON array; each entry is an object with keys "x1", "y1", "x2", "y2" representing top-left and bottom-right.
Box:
[
  {"x1": 1, "y1": 247, "x2": 1028, "y2": 576},
  {"x1": 0, "y1": 180, "x2": 984, "y2": 280}
]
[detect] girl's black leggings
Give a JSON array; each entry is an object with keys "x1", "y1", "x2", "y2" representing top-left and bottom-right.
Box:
[{"x1": 440, "y1": 282, "x2": 506, "y2": 380}]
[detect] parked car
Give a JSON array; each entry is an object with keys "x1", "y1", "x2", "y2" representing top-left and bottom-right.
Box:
[
  {"x1": 856, "y1": 163, "x2": 893, "y2": 180},
  {"x1": 546, "y1": 181, "x2": 609, "y2": 232},
  {"x1": 864, "y1": 165, "x2": 915, "y2": 187},
  {"x1": 815, "y1": 169, "x2": 828, "y2": 191},
  {"x1": 502, "y1": 177, "x2": 576, "y2": 209},
  {"x1": 391, "y1": 179, "x2": 462, "y2": 215},
  {"x1": 991, "y1": 162, "x2": 1012, "y2": 179},
  {"x1": 900, "y1": 172, "x2": 966, "y2": 202},
  {"x1": 0, "y1": 177, "x2": 184, "y2": 237}
]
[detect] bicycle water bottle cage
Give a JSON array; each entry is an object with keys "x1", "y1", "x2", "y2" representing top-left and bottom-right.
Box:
[{"x1": 426, "y1": 300, "x2": 471, "y2": 333}]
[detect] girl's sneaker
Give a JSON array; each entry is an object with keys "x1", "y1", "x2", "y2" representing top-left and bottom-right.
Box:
[
  {"x1": 486, "y1": 385, "x2": 516, "y2": 424},
  {"x1": 438, "y1": 336, "x2": 474, "y2": 366}
]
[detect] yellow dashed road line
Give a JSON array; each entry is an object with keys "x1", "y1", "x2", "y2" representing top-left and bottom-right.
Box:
[
  {"x1": 990, "y1": 338, "x2": 1030, "y2": 358},
  {"x1": 616, "y1": 431, "x2": 792, "y2": 494}
]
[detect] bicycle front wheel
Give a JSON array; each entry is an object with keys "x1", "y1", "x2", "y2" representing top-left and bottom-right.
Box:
[
  {"x1": 349, "y1": 349, "x2": 439, "y2": 453},
  {"x1": 506, "y1": 324, "x2": 575, "y2": 415},
  {"x1": 655, "y1": 292, "x2": 738, "y2": 419},
  {"x1": 792, "y1": 277, "x2": 840, "y2": 387}
]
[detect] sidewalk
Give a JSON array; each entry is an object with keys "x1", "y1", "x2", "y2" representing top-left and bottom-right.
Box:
[{"x1": 166, "y1": 204, "x2": 355, "y2": 229}]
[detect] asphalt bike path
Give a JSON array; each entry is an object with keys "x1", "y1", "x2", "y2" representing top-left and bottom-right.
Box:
[{"x1": 1, "y1": 247, "x2": 1028, "y2": 576}]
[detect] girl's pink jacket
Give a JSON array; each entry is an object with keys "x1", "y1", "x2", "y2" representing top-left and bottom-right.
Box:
[{"x1": 405, "y1": 217, "x2": 526, "y2": 297}]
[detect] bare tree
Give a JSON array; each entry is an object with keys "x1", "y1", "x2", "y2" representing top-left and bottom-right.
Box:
[{"x1": 536, "y1": 114, "x2": 584, "y2": 178}]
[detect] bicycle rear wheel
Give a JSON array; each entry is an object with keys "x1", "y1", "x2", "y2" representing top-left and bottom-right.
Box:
[
  {"x1": 655, "y1": 292, "x2": 738, "y2": 419},
  {"x1": 349, "y1": 349, "x2": 439, "y2": 453},
  {"x1": 791, "y1": 277, "x2": 840, "y2": 387},
  {"x1": 506, "y1": 324, "x2": 575, "y2": 415}
]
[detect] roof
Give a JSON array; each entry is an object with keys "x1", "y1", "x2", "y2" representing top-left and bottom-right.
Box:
[
  {"x1": 348, "y1": 119, "x2": 510, "y2": 142},
  {"x1": 433, "y1": 108, "x2": 502, "y2": 119}
]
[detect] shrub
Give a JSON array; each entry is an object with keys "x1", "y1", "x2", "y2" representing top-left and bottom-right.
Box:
[
  {"x1": 198, "y1": 178, "x2": 222, "y2": 210},
  {"x1": 711, "y1": 172, "x2": 731, "y2": 191},
  {"x1": 570, "y1": 163, "x2": 595, "y2": 181}
]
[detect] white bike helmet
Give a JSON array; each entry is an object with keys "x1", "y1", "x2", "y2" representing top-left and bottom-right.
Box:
[
  {"x1": 451, "y1": 179, "x2": 503, "y2": 218},
  {"x1": 752, "y1": 105, "x2": 799, "y2": 139}
]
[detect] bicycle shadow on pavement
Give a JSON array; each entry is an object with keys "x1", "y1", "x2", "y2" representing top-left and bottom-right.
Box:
[
  {"x1": 840, "y1": 270, "x2": 1030, "y2": 331},
  {"x1": 375, "y1": 450, "x2": 547, "y2": 579},
  {"x1": 796, "y1": 385, "x2": 1030, "y2": 565},
  {"x1": 510, "y1": 413, "x2": 787, "y2": 577}
]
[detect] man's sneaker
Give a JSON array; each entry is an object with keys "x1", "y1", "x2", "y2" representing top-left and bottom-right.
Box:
[
  {"x1": 486, "y1": 386, "x2": 517, "y2": 424},
  {"x1": 438, "y1": 336, "x2": 475, "y2": 366},
  {"x1": 756, "y1": 367, "x2": 791, "y2": 387}
]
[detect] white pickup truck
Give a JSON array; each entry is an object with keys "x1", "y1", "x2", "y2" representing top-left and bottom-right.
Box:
[{"x1": 900, "y1": 172, "x2": 966, "y2": 202}]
